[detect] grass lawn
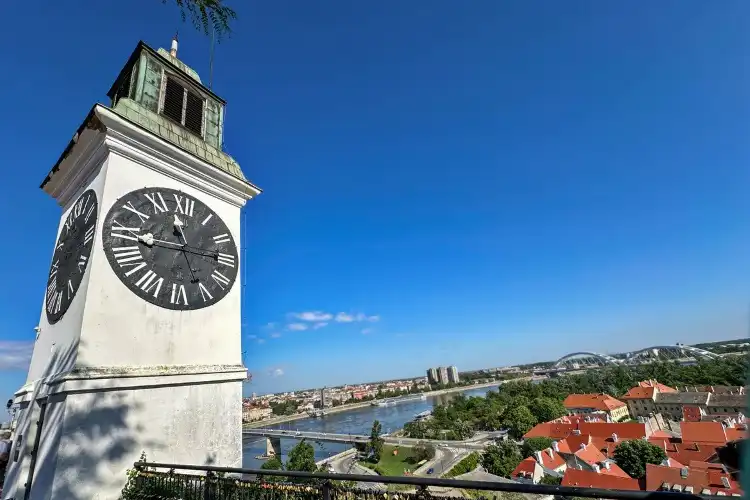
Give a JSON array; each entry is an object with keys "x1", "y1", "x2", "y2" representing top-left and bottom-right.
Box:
[{"x1": 358, "y1": 445, "x2": 422, "y2": 476}]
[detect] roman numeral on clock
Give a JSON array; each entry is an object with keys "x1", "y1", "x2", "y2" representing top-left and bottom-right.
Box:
[
  {"x1": 84, "y1": 225, "x2": 95, "y2": 246},
  {"x1": 48, "y1": 290, "x2": 63, "y2": 314},
  {"x1": 170, "y1": 284, "x2": 188, "y2": 305},
  {"x1": 77, "y1": 255, "x2": 88, "y2": 273},
  {"x1": 173, "y1": 194, "x2": 195, "y2": 216},
  {"x1": 198, "y1": 282, "x2": 213, "y2": 302},
  {"x1": 122, "y1": 201, "x2": 150, "y2": 223},
  {"x1": 50, "y1": 260, "x2": 60, "y2": 279},
  {"x1": 111, "y1": 220, "x2": 140, "y2": 242},
  {"x1": 211, "y1": 270, "x2": 231, "y2": 290},
  {"x1": 217, "y1": 253, "x2": 235, "y2": 268},
  {"x1": 112, "y1": 247, "x2": 147, "y2": 277},
  {"x1": 213, "y1": 233, "x2": 231, "y2": 244},
  {"x1": 46, "y1": 279, "x2": 57, "y2": 302},
  {"x1": 144, "y1": 192, "x2": 169, "y2": 214},
  {"x1": 67, "y1": 280, "x2": 74, "y2": 299},
  {"x1": 135, "y1": 270, "x2": 164, "y2": 298}
]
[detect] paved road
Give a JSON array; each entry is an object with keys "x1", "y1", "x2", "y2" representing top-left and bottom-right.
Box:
[{"x1": 327, "y1": 451, "x2": 384, "y2": 491}]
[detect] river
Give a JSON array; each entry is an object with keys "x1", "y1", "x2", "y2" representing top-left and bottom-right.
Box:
[{"x1": 242, "y1": 384, "x2": 501, "y2": 468}]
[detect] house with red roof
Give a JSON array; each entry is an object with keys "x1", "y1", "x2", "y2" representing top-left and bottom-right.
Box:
[
  {"x1": 532, "y1": 447, "x2": 567, "y2": 476},
  {"x1": 510, "y1": 457, "x2": 544, "y2": 484},
  {"x1": 680, "y1": 421, "x2": 727, "y2": 444},
  {"x1": 620, "y1": 379, "x2": 677, "y2": 419},
  {"x1": 563, "y1": 394, "x2": 629, "y2": 422},
  {"x1": 644, "y1": 463, "x2": 741, "y2": 496},
  {"x1": 562, "y1": 468, "x2": 641, "y2": 491}
]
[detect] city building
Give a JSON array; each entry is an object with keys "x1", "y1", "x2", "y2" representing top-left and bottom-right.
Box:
[
  {"x1": 562, "y1": 394, "x2": 630, "y2": 421},
  {"x1": 243, "y1": 407, "x2": 273, "y2": 422},
  {"x1": 438, "y1": 366, "x2": 449, "y2": 385},
  {"x1": 622, "y1": 379, "x2": 747, "y2": 421},
  {"x1": 426, "y1": 368, "x2": 439, "y2": 385},
  {"x1": 448, "y1": 366, "x2": 460, "y2": 384}
]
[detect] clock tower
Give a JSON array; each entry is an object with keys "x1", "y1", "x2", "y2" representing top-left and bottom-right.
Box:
[{"x1": 3, "y1": 38, "x2": 260, "y2": 500}]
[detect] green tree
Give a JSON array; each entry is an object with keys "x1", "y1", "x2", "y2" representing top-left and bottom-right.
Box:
[
  {"x1": 369, "y1": 420, "x2": 385, "y2": 461},
  {"x1": 521, "y1": 437, "x2": 553, "y2": 458},
  {"x1": 261, "y1": 456, "x2": 283, "y2": 470},
  {"x1": 613, "y1": 440, "x2": 666, "y2": 479},
  {"x1": 481, "y1": 441, "x2": 522, "y2": 478},
  {"x1": 540, "y1": 475, "x2": 562, "y2": 485},
  {"x1": 529, "y1": 397, "x2": 567, "y2": 423},
  {"x1": 286, "y1": 441, "x2": 317, "y2": 473},
  {"x1": 166, "y1": 0, "x2": 237, "y2": 39},
  {"x1": 502, "y1": 405, "x2": 538, "y2": 439},
  {"x1": 413, "y1": 443, "x2": 437, "y2": 462}
]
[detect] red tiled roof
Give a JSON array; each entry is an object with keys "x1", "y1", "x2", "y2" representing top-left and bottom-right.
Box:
[
  {"x1": 562, "y1": 468, "x2": 641, "y2": 491},
  {"x1": 523, "y1": 422, "x2": 575, "y2": 439},
  {"x1": 574, "y1": 443, "x2": 609, "y2": 467},
  {"x1": 725, "y1": 426, "x2": 747, "y2": 442},
  {"x1": 534, "y1": 448, "x2": 567, "y2": 470},
  {"x1": 662, "y1": 458, "x2": 686, "y2": 469},
  {"x1": 511, "y1": 457, "x2": 538, "y2": 478},
  {"x1": 680, "y1": 422, "x2": 727, "y2": 444},
  {"x1": 645, "y1": 464, "x2": 741, "y2": 495},
  {"x1": 648, "y1": 439, "x2": 723, "y2": 465},
  {"x1": 621, "y1": 386, "x2": 656, "y2": 400},
  {"x1": 563, "y1": 394, "x2": 626, "y2": 411},
  {"x1": 688, "y1": 461, "x2": 725, "y2": 471},
  {"x1": 578, "y1": 422, "x2": 647, "y2": 440},
  {"x1": 650, "y1": 430, "x2": 673, "y2": 438}
]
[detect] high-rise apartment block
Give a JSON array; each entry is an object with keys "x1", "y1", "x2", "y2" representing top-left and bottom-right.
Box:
[
  {"x1": 426, "y1": 368, "x2": 439, "y2": 385},
  {"x1": 448, "y1": 366, "x2": 460, "y2": 384}
]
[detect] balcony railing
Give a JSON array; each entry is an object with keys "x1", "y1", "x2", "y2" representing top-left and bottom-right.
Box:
[{"x1": 125, "y1": 462, "x2": 718, "y2": 500}]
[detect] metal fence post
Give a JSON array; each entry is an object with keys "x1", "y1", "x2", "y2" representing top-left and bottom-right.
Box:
[{"x1": 322, "y1": 480, "x2": 332, "y2": 500}]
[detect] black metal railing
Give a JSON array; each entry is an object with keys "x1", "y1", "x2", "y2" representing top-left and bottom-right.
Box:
[{"x1": 125, "y1": 462, "x2": 718, "y2": 500}]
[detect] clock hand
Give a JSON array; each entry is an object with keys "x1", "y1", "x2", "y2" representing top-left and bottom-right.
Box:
[
  {"x1": 137, "y1": 233, "x2": 184, "y2": 249},
  {"x1": 173, "y1": 215, "x2": 189, "y2": 245}
]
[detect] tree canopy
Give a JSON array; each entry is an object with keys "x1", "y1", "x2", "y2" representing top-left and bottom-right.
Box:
[
  {"x1": 481, "y1": 441, "x2": 522, "y2": 478},
  {"x1": 165, "y1": 0, "x2": 236, "y2": 40},
  {"x1": 613, "y1": 439, "x2": 667, "y2": 479}
]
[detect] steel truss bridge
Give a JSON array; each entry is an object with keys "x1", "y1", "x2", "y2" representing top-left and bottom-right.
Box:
[{"x1": 553, "y1": 344, "x2": 719, "y2": 369}]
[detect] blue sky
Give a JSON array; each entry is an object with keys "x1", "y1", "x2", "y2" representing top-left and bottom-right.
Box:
[{"x1": 0, "y1": 1, "x2": 747, "y2": 398}]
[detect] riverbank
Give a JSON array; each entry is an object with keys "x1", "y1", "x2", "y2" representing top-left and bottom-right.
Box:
[{"x1": 243, "y1": 375, "x2": 541, "y2": 430}]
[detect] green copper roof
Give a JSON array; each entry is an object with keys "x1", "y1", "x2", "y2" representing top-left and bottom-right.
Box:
[
  {"x1": 112, "y1": 97, "x2": 247, "y2": 182},
  {"x1": 156, "y1": 47, "x2": 202, "y2": 84}
]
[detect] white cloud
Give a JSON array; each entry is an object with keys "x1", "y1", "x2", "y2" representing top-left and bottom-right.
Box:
[
  {"x1": 257, "y1": 338, "x2": 266, "y2": 344},
  {"x1": 264, "y1": 322, "x2": 277, "y2": 330},
  {"x1": 336, "y1": 312, "x2": 380, "y2": 323},
  {"x1": 293, "y1": 311, "x2": 333, "y2": 322},
  {"x1": 270, "y1": 368, "x2": 284, "y2": 377},
  {"x1": 287, "y1": 323, "x2": 309, "y2": 331},
  {"x1": 312, "y1": 322, "x2": 328, "y2": 330},
  {"x1": 270, "y1": 332, "x2": 282, "y2": 338},
  {"x1": 335, "y1": 313, "x2": 355, "y2": 323},
  {"x1": 0, "y1": 341, "x2": 34, "y2": 370},
  {"x1": 246, "y1": 334, "x2": 258, "y2": 340},
  {"x1": 361, "y1": 328, "x2": 374, "y2": 335}
]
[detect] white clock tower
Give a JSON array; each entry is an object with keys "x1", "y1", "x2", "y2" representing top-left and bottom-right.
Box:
[{"x1": 3, "y1": 38, "x2": 260, "y2": 500}]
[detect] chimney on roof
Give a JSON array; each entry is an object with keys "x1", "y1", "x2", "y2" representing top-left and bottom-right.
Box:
[
  {"x1": 170, "y1": 33, "x2": 179, "y2": 58},
  {"x1": 573, "y1": 429, "x2": 581, "y2": 436},
  {"x1": 548, "y1": 448, "x2": 554, "y2": 458},
  {"x1": 552, "y1": 441, "x2": 559, "y2": 452},
  {"x1": 611, "y1": 433, "x2": 618, "y2": 442},
  {"x1": 535, "y1": 451, "x2": 543, "y2": 463},
  {"x1": 579, "y1": 443, "x2": 587, "y2": 451},
  {"x1": 721, "y1": 477, "x2": 731, "y2": 488},
  {"x1": 680, "y1": 468, "x2": 689, "y2": 479},
  {"x1": 603, "y1": 461, "x2": 611, "y2": 470},
  {"x1": 592, "y1": 464, "x2": 600, "y2": 474}
]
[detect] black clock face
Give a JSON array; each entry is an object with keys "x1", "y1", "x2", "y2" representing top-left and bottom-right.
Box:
[
  {"x1": 46, "y1": 189, "x2": 99, "y2": 324},
  {"x1": 101, "y1": 187, "x2": 239, "y2": 311}
]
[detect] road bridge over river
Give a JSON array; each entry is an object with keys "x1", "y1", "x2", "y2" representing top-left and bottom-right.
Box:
[{"x1": 243, "y1": 428, "x2": 495, "y2": 454}]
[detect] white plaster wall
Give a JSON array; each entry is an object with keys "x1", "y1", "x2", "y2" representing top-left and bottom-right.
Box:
[
  {"x1": 24, "y1": 380, "x2": 242, "y2": 500},
  {"x1": 78, "y1": 150, "x2": 243, "y2": 368},
  {"x1": 27, "y1": 160, "x2": 109, "y2": 383}
]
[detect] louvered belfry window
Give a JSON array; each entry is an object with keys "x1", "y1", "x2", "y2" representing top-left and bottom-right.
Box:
[{"x1": 161, "y1": 75, "x2": 204, "y2": 137}]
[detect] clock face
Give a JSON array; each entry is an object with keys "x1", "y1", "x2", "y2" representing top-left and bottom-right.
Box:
[
  {"x1": 101, "y1": 187, "x2": 239, "y2": 311},
  {"x1": 46, "y1": 189, "x2": 99, "y2": 324}
]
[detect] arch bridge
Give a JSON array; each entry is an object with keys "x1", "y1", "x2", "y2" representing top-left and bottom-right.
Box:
[{"x1": 553, "y1": 344, "x2": 719, "y2": 368}]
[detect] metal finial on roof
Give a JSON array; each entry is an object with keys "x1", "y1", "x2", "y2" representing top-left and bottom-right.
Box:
[{"x1": 170, "y1": 32, "x2": 179, "y2": 58}]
